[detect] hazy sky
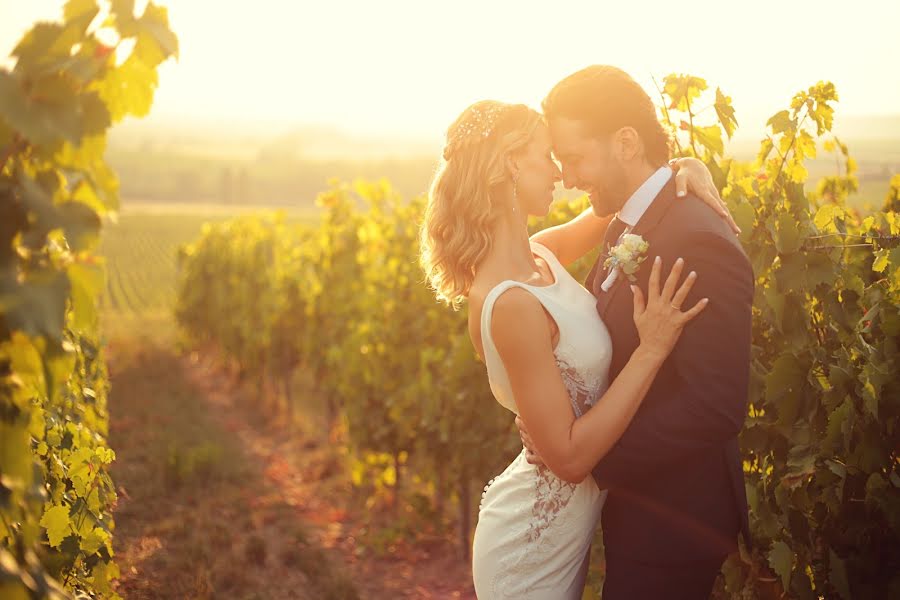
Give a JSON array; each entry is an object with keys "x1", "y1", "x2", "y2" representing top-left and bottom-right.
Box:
[{"x1": 2, "y1": 0, "x2": 899, "y2": 139}]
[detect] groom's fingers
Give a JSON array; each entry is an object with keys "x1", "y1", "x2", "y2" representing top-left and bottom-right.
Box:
[
  {"x1": 516, "y1": 415, "x2": 534, "y2": 447},
  {"x1": 515, "y1": 415, "x2": 527, "y2": 435},
  {"x1": 516, "y1": 418, "x2": 545, "y2": 465},
  {"x1": 524, "y1": 448, "x2": 545, "y2": 466}
]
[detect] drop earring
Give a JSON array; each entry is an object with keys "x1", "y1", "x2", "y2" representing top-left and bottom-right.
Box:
[{"x1": 512, "y1": 172, "x2": 519, "y2": 214}]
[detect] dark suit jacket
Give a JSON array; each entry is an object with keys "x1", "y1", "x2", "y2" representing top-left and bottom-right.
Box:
[{"x1": 586, "y1": 178, "x2": 753, "y2": 565}]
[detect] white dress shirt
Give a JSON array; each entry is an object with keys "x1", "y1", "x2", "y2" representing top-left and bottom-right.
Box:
[{"x1": 599, "y1": 166, "x2": 673, "y2": 292}]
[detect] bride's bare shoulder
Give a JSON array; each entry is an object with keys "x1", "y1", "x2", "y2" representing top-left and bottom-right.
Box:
[
  {"x1": 466, "y1": 281, "x2": 493, "y2": 360},
  {"x1": 467, "y1": 277, "x2": 526, "y2": 360}
]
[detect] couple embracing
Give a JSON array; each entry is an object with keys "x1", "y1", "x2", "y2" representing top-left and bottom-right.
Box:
[{"x1": 419, "y1": 65, "x2": 753, "y2": 599}]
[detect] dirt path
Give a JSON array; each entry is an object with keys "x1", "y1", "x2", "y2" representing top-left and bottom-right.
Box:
[{"x1": 106, "y1": 326, "x2": 476, "y2": 599}]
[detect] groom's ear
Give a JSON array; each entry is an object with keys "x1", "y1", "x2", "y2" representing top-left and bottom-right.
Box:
[{"x1": 613, "y1": 126, "x2": 643, "y2": 162}]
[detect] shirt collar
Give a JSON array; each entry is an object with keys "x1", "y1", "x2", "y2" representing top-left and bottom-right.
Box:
[{"x1": 617, "y1": 165, "x2": 673, "y2": 227}]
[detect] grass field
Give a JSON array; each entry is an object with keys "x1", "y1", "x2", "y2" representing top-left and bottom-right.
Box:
[
  {"x1": 97, "y1": 203, "x2": 318, "y2": 320},
  {"x1": 98, "y1": 201, "x2": 472, "y2": 599},
  {"x1": 95, "y1": 191, "x2": 894, "y2": 598},
  {"x1": 96, "y1": 180, "x2": 893, "y2": 323}
]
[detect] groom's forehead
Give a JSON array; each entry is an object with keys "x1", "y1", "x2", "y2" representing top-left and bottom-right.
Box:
[{"x1": 549, "y1": 117, "x2": 592, "y2": 151}]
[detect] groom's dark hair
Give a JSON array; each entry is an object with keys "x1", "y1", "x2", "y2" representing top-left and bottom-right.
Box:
[{"x1": 542, "y1": 65, "x2": 671, "y2": 167}]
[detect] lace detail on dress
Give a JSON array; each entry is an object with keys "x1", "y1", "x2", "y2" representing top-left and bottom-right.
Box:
[
  {"x1": 557, "y1": 357, "x2": 604, "y2": 418},
  {"x1": 525, "y1": 465, "x2": 578, "y2": 543},
  {"x1": 473, "y1": 241, "x2": 612, "y2": 599},
  {"x1": 517, "y1": 360, "x2": 597, "y2": 544}
]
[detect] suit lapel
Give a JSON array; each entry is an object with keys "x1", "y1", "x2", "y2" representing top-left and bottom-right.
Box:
[
  {"x1": 585, "y1": 257, "x2": 602, "y2": 294},
  {"x1": 586, "y1": 216, "x2": 625, "y2": 295},
  {"x1": 629, "y1": 177, "x2": 678, "y2": 239},
  {"x1": 595, "y1": 178, "x2": 680, "y2": 320}
]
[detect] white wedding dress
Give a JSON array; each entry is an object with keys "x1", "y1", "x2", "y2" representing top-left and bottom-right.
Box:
[{"x1": 472, "y1": 241, "x2": 613, "y2": 599}]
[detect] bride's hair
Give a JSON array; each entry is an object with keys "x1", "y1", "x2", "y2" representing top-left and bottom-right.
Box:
[{"x1": 420, "y1": 100, "x2": 541, "y2": 308}]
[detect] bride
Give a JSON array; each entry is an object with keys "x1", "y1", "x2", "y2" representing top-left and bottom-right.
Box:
[{"x1": 419, "y1": 100, "x2": 736, "y2": 598}]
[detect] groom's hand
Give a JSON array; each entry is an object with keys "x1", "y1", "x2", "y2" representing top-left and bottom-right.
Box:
[{"x1": 515, "y1": 415, "x2": 545, "y2": 466}]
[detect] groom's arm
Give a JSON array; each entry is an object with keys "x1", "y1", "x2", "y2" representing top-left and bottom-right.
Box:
[{"x1": 591, "y1": 229, "x2": 753, "y2": 489}]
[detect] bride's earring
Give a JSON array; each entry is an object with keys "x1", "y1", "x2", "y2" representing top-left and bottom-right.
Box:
[{"x1": 512, "y1": 172, "x2": 519, "y2": 215}]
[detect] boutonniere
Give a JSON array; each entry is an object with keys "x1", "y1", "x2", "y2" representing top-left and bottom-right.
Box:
[{"x1": 600, "y1": 234, "x2": 650, "y2": 292}]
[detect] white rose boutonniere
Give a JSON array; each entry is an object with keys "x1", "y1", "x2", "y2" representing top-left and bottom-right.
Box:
[{"x1": 600, "y1": 233, "x2": 650, "y2": 292}]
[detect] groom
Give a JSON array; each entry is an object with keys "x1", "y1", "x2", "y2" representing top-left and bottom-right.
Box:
[{"x1": 518, "y1": 65, "x2": 753, "y2": 599}]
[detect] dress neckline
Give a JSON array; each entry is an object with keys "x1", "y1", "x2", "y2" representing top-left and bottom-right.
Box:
[
  {"x1": 510, "y1": 258, "x2": 558, "y2": 289},
  {"x1": 500, "y1": 243, "x2": 559, "y2": 290},
  {"x1": 478, "y1": 241, "x2": 562, "y2": 350}
]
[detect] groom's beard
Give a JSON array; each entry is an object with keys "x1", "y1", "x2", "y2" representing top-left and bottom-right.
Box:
[{"x1": 589, "y1": 163, "x2": 630, "y2": 217}]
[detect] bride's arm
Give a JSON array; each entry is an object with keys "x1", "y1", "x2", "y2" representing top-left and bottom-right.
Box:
[
  {"x1": 491, "y1": 257, "x2": 707, "y2": 483},
  {"x1": 529, "y1": 208, "x2": 613, "y2": 268},
  {"x1": 529, "y1": 158, "x2": 739, "y2": 267}
]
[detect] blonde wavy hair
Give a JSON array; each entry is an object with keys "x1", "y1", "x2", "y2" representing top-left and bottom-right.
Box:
[{"x1": 420, "y1": 100, "x2": 542, "y2": 308}]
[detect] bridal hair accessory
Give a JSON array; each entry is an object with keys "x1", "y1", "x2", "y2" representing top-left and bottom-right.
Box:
[
  {"x1": 600, "y1": 234, "x2": 650, "y2": 292},
  {"x1": 443, "y1": 103, "x2": 512, "y2": 160},
  {"x1": 452, "y1": 103, "x2": 508, "y2": 142}
]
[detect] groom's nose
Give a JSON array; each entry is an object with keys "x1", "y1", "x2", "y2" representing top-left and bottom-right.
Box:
[{"x1": 561, "y1": 169, "x2": 579, "y2": 190}]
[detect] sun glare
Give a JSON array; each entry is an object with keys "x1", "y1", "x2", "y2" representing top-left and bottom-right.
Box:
[{"x1": 1, "y1": 0, "x2": 898, "y2": 138}]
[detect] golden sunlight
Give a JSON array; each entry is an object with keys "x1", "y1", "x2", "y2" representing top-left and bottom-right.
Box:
[
  {"x1": 2, "y1": 0, "x2": 898, "y2": 137},
  {"x1": 2, "y1": 2, "x2": 899, "y2": 598}
]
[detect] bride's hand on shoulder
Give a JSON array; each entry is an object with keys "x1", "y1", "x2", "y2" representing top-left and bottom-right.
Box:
[
  {"x1": 671, "y1": 157, "x2": 741, "y2": 235},
  {"x1": 630, "y1": 255, "x2": 709, "y2": 364}
]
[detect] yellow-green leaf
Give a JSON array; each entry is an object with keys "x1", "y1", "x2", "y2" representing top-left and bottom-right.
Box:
[
  {"x1": 80, "y1": 527, "x2": 110, "y2": 555},
  {"x1": 873, "y1": 249, "x2": 889, "y2": 273},
  {"x1": 40, "y1": 504, "x2": 73, "y2": 548},
  {"x1": 67, "y1": 261, "x2": 105, "y2": 331},
  {"x1": 768, "y1": 541, "x2": 794, "y2": 590},
  {"x1": 767, "y1": 110, "x2": 794, "y2": 135}
]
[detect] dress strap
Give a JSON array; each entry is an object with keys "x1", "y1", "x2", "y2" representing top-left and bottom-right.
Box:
[
  {"x1": 479, "y1": 280, "x2": 534, "y2": 414},
  {"x1": 529, "y1": 240, "x2": 565, "y2": 280}
]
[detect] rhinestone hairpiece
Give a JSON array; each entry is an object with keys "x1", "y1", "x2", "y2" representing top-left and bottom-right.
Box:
[{"x1": 447, "y1": 104, "x2": 511, "y2": 151}]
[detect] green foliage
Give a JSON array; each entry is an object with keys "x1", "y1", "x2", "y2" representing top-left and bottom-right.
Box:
[
  {"x1": 884, "y1": 174, "x2": 900, "y2": 213},
  {"x1": 0, "y1": 2, "x2": 177, "y2": 598},
  {"x1": 659, "y1": 75, "x2": 899, "y2": 599},
  {"x1": 175, "y1": 181, "x2": 524, "y2": 543},
  {"x1": 175, "y1": 73, "x2": 898, "y2": 598}
]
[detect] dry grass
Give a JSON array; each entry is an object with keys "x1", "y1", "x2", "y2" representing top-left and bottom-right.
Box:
[
  {"x1": 105, "y1": 318, "x2": 475, "y2": 599},
  {"x1": 106, "y1": 324, "x2": 357, "y2": 599}
]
